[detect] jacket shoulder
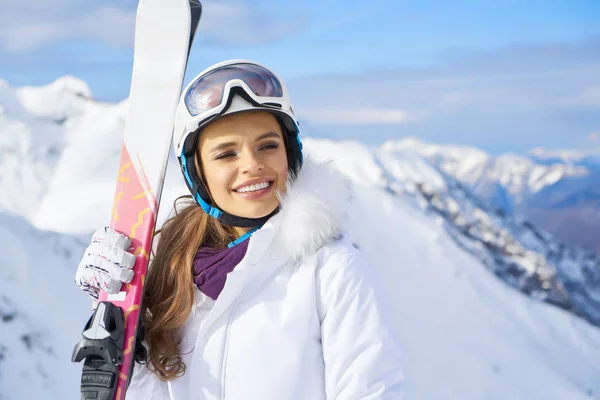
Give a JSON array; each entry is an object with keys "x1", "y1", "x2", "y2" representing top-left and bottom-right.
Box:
[{"x1": 314, "y1": 236, "x2": 361, "y2": 265}]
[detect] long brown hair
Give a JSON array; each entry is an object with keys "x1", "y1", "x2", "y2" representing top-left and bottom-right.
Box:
[{"x1": 141, "y1": 194, "x2": 236, "y2": 381}]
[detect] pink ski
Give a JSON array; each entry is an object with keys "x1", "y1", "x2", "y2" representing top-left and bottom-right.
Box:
[{"x1": 72, "y1": 1, "x2": 202, "y2": 399}]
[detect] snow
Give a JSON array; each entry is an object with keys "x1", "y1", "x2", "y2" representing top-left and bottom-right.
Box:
[
  {"x1": 1, "y1": 77, "x2": 600, "y2": 399},
  {"x1": 325, "y1": 159, "x2": 600, "y2": 399},
  {"x1": 378, "y1": 147, "x2": 447, "y2": 191},
  {"x1": 0, "y1": 77, "x2": 127, "y2": 231},
  {"x1": 389, "y1": 137, "x2": 597, "y2": 200},
  {"x1": 0, "y1": 82, "x2": 62, "y2": 221},
  {"x1": 529, "y1": 146, "x2": 600, "y2": 167},
  {"x1": 16, "y1": 76, "x2": 93, "y2": 120},
  {"x1": 0, "y1": 213, "x2": 90, "y2": 400}
]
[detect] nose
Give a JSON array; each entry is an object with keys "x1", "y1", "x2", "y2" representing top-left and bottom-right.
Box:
[{"x1": 239, "y1": 148, "x2": 264, "y2": 174}]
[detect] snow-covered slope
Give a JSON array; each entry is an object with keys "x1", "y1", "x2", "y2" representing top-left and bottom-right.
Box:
[
  {"x1": 1, "y1": 77, "x2": 600, "y2": 399},
  {"x1": 0, "y1": 76, "x2": 127, "y2": 232},
  {"x1": 379, "y1": 144, "x2": 600, "y2": 327},
  {"x1": 0, "y1": 212, "x2": 90, "y2": 399},
  {"x1": 387, "y1": 138, "x2": 600, "y2": 254},
  {"x1": 308, "y1": 140, "x2": 600, "y2": 399}
]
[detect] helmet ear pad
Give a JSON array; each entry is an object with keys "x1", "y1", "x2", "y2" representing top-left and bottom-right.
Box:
[
  {"x1": 190, "y1": 151, "x2": 215, "y2": 204},
  {"x1": 274, "y1": 114, "x2": 303, "y2": 178},
  {"x1": 182, "y1": 142, "x2": 214, "y2": 209}
]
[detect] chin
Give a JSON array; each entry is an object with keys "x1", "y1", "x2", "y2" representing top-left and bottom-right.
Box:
[{"x1": 235, "y1": 202, "x2": 279, "y2": 219}]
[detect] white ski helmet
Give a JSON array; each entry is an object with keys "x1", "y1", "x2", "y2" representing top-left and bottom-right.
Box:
[{"x1": 172, "y1": 59, "x2": 303, "y2": 227}]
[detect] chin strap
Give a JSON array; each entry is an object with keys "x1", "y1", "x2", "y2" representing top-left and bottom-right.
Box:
[
  {"x1": 228, "y1": 226, "x2": 261, "y2": 248},
  {"x1": 217, "y1": 206, "x2": 279, "y2": 229}
]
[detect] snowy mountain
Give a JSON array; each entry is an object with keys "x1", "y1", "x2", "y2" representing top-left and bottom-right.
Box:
[
  {"x1": 529, "y1": 147, "x2": 600, "y2": 170},
  {"x1": 387, "y1": 138, "x2": 600, "y2": 255},
  {"x1": 1, "y1": 77, "x2": 600, "y2": 399},
  {"x1": 0, "y1": 212, "x2": 90, "y2": 399},
  {"x1": 0, "y1": 76, "x2": 127, "y2": 232}
]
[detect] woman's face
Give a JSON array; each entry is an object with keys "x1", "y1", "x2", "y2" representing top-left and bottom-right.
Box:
[{"x1": 198, "y1": 110, "x2": 288, "y2": 219}]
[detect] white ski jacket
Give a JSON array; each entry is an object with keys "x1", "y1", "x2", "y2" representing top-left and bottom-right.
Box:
[{"x1": 126, "y1": 158, "x2": 404, "y2": 399}]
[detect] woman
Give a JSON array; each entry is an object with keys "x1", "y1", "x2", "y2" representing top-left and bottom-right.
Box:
[{"x1": 76, "y1": 60, "x2": 404, "y2": 399}]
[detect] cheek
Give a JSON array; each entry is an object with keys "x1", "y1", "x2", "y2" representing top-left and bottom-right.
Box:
[{"x1": 202, "y1": 163, "x2": 233, "y2": 196}]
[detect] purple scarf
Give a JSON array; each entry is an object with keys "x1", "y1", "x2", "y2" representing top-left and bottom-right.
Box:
[{"x1": 192, "y1": 239, "x2": 250, "y2": 300}]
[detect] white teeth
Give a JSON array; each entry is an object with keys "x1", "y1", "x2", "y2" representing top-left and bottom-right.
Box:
[{"x1": 236, "y1": 181, "x2": 270, "y2": 193}]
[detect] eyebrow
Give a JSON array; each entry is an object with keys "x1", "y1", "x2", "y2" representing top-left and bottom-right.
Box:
[{"x1": 209, "y1": 131, "x2": 282, "y2": 153}]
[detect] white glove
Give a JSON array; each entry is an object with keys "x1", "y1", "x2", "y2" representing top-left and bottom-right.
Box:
[{"x1": 75, "y1": 227, "x2": 136, "y2": 300}]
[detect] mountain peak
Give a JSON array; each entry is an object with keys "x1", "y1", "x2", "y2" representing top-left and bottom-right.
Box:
[
  {"x1": 529, "y1": 146, "x2": 585, "y2": 159},
  {"x1": 45, "y1": 75, "x2": 93, "y2": 99},
  {"x1": 14, "y1": 75, "x2": 94, "y2": 121},
  {"x1": 527, "y1": 147, "x2": 600, "y2": 174},
  {"x1": 384, "y1": 136, "x2": 487, "y2": 156},
  {"x1": 528, "y1": 146, "x2": 600, "y2": 166},
  {"x1": 382, "y1": 136, "x2": 433, "y2": 152}
]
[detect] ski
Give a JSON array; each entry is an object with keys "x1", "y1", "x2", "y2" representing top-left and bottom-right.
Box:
[{"x1": 72, "y1": 1, "x2": 202, "y2": 399}]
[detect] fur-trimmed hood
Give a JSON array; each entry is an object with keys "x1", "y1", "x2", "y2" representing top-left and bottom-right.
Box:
[{"x1": 261, "y1": 156, "x2": 353, "y2": 262}]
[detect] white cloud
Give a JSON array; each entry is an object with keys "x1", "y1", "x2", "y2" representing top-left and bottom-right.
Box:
[
  {"x1": 0, "y1": 0, "x2": 308, "y2": 54},
  {"x1": 0, "y1": 4, "x2": 136, "y2": 53},
  {"x1": 299, "y1": 108, "x2": 418, "y2": 125}
]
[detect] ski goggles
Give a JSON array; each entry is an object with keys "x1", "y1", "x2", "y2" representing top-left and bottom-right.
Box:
[
  {"x1": 184, "y1": 62, "x2": 288, "y2": 117},
  {"x1": 176, "y1": 60, "x2": 298, "y2": 156}
]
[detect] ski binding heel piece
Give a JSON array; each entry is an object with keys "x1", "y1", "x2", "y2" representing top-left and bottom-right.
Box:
[{"x1": 72, "y1": 301, "x2": 125, "y2": 400}]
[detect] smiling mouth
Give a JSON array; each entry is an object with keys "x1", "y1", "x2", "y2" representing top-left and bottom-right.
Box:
[{"x1": 234, "y1": 181, "x2": 274, "y2": 193}]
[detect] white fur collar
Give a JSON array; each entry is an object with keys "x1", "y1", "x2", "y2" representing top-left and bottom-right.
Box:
[{"x1": 265, "y1": 156, "x2": 353, "y2": 261}]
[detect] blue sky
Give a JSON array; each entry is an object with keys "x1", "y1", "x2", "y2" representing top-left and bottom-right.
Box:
[{"x1": 1, "y1": 0, "x2": 600, "y2": 153}]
